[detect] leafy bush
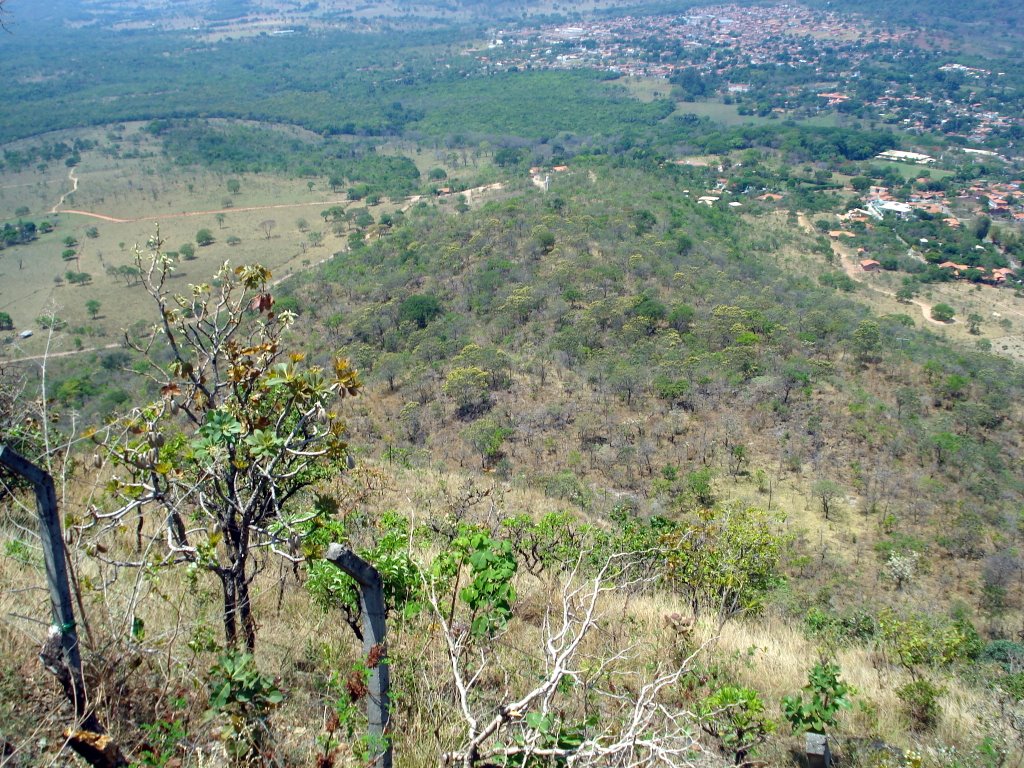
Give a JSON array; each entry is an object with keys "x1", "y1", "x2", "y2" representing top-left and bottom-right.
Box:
[
  {"x1": 699, "y1": 685, "x2": 775, "y2": 766},
  {"x1": 206, "y1": 651, "x2": 283, "y2": 762},
  {"x1": 980, "y1": 640, "x2": 1024, "y2": 671},
  {"x1": 896, "y1": 679, "x2": 943, "y2": 731},
  {"x1": 782, "y1": 662, "x2": 855, "y2": 734}
]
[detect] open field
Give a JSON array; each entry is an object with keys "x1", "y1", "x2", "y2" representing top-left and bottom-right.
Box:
[
  {"x1": 673, "y1": 99, "x2": 773, "y2": 126},
  {"x1": 617, "y1": 75, "x2": 673, "y2": 103},
  {"x1": 874, "y1": 160, "x2": 955, "y2": 181},
  {"x1": 0, "y1": 126, "x2": 512, "y2": 360}
]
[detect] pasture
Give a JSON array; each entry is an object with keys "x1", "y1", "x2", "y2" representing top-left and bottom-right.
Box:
[{"x1": 0, "y1": 124, "x2": 481, "y2": 360}]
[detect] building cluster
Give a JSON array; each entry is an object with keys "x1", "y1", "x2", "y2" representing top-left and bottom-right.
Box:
[{"x1": 472, "y1": 4, "x2": 1022, "y2": 150}]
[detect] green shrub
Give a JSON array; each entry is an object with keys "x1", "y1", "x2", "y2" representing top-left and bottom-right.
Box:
[
  {"x1": 782, "y1": 661, "x2": 855, "y2": 734},
  {"x1": 981, "y1": 640, "x2": 1024, "y2": 671},
  {"x1": 896, "y1": 679, "x2": 943, "y2": 731}
]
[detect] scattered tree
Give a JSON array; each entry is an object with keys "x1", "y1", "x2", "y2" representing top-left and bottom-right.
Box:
[
  {"x1": 196, "y1": 228, "x2": 215, "y2": 246},
  {"x1": 931, "y1": 303, "x2": 955, "y2": 323},
  {"x1": 85, "y1": 299, "x2": 101, "y2": 319},
  {"x1": 99, "y1": 234, "x2": 362, "y2": 650}
]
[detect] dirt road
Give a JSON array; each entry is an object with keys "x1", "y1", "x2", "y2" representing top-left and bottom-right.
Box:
[{"x1": 795, "y1": 212, "x2": 948, "y2": 326}]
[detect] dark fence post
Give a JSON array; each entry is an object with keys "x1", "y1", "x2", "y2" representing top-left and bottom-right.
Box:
[
  {"x1": 0, "y1": 446, "x2": 86, "y2": 712},
  {"x1": 1, "y1": 445, "x2": 128, "y2": 767},
  {"x1": 325, "y1": 543, "x2": 392, "y2": 768}
]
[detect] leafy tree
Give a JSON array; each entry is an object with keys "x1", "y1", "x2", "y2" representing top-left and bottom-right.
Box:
[
  {"x1": 100, "y1": 234, "x2": 361, "y2": 650},
  {"x1": 851, "y1": 319, "x2": 881, "y2": 363},
  {"x1": 850, "y1": 176, "x2": 872, "y2": 192},
  {"x1": 662, "y1": 505, "x2": 786, "y2": 619},
  {"x1": 196, "y1": 228, "x2": 215, "y2": 246},
  {"x1": 226, "y1": 178, "x2": 241, "y2": 195},
  {"x1": 812, "y1": 479, "x2": 843, "y2": 520},
  {"x1": 533, "y1": 227, "x2": 555, "y2": 253},
  {"x1": 0, "y1": 311, "x2": 13, "y2": 330},
  {"x1": 85, "y1": 299, "x2": 101, "y2": 319},
  {"x1": 85, "y1": 226, "x2": 99, "y2": 239},
  {"x1": 443, "y1": 366, "x2": 490, "y2": 418},
  {"x1": 931, "y1": 303, "x2": 955, "y2": 323},
  {"x1": 398, "y1": 294, "x2": 443, "y2": 328},
  {"x1": 462, "y1": 417, "x2": 513, "y2": 470},
  {"x1": 179, "y1": 242, "x2": 196, "y2": 260}
]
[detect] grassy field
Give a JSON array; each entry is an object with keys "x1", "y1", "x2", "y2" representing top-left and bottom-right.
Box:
[
  {"x1": 673, "y1": 99, "x2": 774, "y2": 127},
  {"x1": 875, "y1": 160, "x2": 955, "y2": 181},
  {"x1": 616, "y1": 75, "x2": 674, "y2": 103},
  {"x1": 0, "y1": 126, "x2": 517, "y2": 360}
]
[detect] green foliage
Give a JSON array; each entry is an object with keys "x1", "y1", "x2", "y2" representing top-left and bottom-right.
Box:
[
  {"x1": 443, "y1": 366, "x2": 491, "y2": 418},
  {"x1": 205, "y1": 651, "x2": 283, "y2": 763},
  {"x1": 877, "y1": 610, "x2": 978, "y2": 670},
  {"x1": 398, "y1": 294, "x2": 443, "y2": 328},
  {"x1": 698, "y1": 686, "x2": 776, "y2": 766},
  {"x1": 432, "y1": 531, "x2": 517, "y2": 638},
  {"x1": 662, "y1": 505, "x2": 787, "y2": 619},
  {"x1": 896, "y1": 679, "x2": 944, "y2": 732},
  {"x1": 931, "y1": 303, "x2": 955, "y2": 322},
  {"x1": 685, "y1": 468, "x2": 716, "y2": 508},
  {"x1": 462, "y1": 417, "x2": 513, "y2": 469},
  {"x1": 501, "y1": 511, "x2": 590, "y2": 576},
  {"x1": 136, "y1": 718, "x2": 187, "y2": 768},
  {"x1": 980, "y1": 640, "x2": 1024, "y2": 671},
  {"x1": 305, "y1": 510, "x2": 422, "y2": 636},
  {"x1": 781, "y1": 661, "x2": 855, "y2": 735},
  {"x1": 499, "y1": 711, "x2": 595, "y2": 768},
  {"x1": 0, "y1": 311, "x2": 12, "y2": 330},
  {"x1": 196, "y1": 228, "x2": 215, "y2": 246}
]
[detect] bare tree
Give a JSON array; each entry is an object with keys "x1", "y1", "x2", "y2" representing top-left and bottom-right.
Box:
[
  {"x1": 259, "y1": 219, "x2": 276, "y2": 239},
  {"x1": 433, "y1": 553, "x2": 712, "y2": 767}
]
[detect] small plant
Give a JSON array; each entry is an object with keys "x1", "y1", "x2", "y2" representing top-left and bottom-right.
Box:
[
  {"x1": 781, "y1": 661, "x2": 855, "y2": 734},
  {"x1": 205, "y1": 651, "x2": 283, "y2": 764},
  {"x1": 137, "y1": 718, "x2": 187, "y2": 768},
  {"x1": 698, "y1": 685, "x2": 775, "y2": 766},
  {"x1": 896, "y1": 679, "x2": 943, "y2": 731},
  {"x1": 432, "y1": 531, "x2": 517, "y2": 638}
]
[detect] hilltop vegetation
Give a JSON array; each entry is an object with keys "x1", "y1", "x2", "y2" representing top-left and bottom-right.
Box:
[{"x1": 3, "y1": 1, "x2": 1024, "y2": 767}]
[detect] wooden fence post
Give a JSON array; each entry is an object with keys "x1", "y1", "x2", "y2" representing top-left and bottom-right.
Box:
[
  {"x1": 0, "y1": 446, "x2": 87, "y2": 711},
  {"x1": 325, "y1": 543, "x2": 392, "y2": 768},
  {"x1": 1, "y1": 445, "x2": 126, "y2": 767}
]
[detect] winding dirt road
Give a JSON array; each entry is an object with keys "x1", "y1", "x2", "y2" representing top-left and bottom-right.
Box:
[{"x1": 796, "y1": 213, "x2": 948, "y2": 326}]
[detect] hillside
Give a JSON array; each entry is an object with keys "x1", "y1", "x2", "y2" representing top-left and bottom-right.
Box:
[{"x1": 3, "y1": 1, "x2": 1024, "y2": 767}]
